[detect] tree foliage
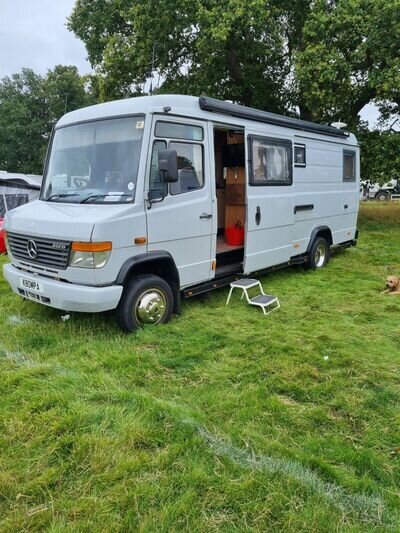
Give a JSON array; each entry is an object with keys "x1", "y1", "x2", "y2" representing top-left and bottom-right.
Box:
[
  {"x1": 358, "y1": 127, "x2": 400, "y2": 184},
  {"x1": 69, "y1": 0, "x2": 399, "y2": 124},
  {"x1": 0, "y1": 66, "x2": 94, "y2": 174},
  {"x1": 295, "y1": 0, "x2": 400, "y2": 125},
  {"x1": 69, "y1": 0, "x2": 299, "y2": 112}
]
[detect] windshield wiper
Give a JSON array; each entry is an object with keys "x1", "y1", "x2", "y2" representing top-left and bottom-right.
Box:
[
  {"x1": 46, "y1": 193, "x2": 81, "y2": 202},
  {"x1": 80, "y1": 193, "x2": 132, "y2": 204}
]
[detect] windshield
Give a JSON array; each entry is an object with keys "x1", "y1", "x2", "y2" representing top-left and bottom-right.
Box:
[{"x1": 42, "y1": 116, "x2": 145, "y2": 203}]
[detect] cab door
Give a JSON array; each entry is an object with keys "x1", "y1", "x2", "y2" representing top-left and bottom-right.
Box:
[
  {"x1": 145, "y1": 116, "x2": 214, "y2": 288},
  {"x1": 244, "y1": 133, "x2": 294, "y2": 273}
]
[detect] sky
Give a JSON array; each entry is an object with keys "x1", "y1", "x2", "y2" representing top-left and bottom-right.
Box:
[
  {"x1": 0, "y1": 0, "x2": 91, "y2": 78},
  {"x1": 0, "y1": 0, "x2": 380, "y2": 127}
]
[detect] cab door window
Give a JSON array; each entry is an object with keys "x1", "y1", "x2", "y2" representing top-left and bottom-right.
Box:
[
  {"x1": 149, "y1": 140, "x2": 167, "y2": 196},
  {"x1": 169, "y1": 142, "x2": 204, "y2": 195}
]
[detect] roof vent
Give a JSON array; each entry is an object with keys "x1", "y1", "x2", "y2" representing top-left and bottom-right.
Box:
[{"x1": 331, "y1": 121, "x2": 347, "y2": 129}]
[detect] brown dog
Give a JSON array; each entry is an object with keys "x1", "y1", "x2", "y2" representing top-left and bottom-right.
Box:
[{"x1": 381, "y1": 276, "x2": 400, "y2": 295}]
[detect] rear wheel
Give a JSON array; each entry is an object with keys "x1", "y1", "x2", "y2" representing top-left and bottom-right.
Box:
[
  {"x1": 307, "y1": 236, "x2": 330, "y2": 270},
  {"x1": 116, "y1": 274, "x2": 173, "y2": 332}
]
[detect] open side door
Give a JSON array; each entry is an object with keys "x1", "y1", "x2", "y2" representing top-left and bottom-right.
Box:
[{"x1": 244, "y1": 132, "x2": 294, "y2": 273}]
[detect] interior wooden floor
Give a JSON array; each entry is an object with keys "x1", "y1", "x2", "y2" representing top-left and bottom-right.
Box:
[{"x1": 216, "y1": 234, "x2": 243, "y2": 254}]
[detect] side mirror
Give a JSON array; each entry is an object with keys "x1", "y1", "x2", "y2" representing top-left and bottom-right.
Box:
[{"x1": 158, "y1": 149, "x2": 178, "y2": 183}]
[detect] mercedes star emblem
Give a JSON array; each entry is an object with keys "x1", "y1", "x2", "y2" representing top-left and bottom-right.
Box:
[{"x1": 27, "y1": 239, "x2": 38, "y2": 259}]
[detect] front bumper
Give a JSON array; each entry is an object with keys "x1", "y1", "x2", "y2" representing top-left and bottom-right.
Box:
[{"x1": 3, "y1": 263, "x2": 123, "y2": 313}]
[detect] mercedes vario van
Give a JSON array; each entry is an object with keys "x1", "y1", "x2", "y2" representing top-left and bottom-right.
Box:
[{"x1": 3, "y1": 96, "x2": 359, "y2": 331}]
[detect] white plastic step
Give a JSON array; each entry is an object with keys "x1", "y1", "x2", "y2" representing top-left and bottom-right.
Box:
[
  {"x1": 249, "y1": 294, "x2": 280, "y2": 315},
  {"x1": 230, "y1": 278, "x2": 260, "y2": 288},
  {"x1": 226, "y1": 278, "x2": 280, "y2": 315},
  {"x1": 250, "y1": 294, "x2": 277, "y2": 305}
]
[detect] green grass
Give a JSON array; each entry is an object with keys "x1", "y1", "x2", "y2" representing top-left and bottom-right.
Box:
[{"x1": 0, "y1": 203, "x2": 399, "y2": 532}]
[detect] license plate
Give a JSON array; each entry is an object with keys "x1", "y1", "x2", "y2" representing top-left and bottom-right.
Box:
[{"x1": 20, "y1": 277, "x2": 43, "y2": 293}]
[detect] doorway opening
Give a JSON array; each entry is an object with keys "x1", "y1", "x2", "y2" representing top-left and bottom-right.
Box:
[{"x1": 213, "y1": 127, "x2": 246, "y2": 276}]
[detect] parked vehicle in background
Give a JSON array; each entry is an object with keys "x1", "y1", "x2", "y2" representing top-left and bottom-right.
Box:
[
  {"x1": 360, "y1": 178, "x2": 400, "y2": 201},
  {"x1": 2, "y1": 95, "x2": 359, "y2": 331},
  {"x1": 374, "y1": 178, "x2": 400, "y2": 201},
  {"x1": 0, "y1": 173, "x2": 42, "y2": 254},
  {"x1": 0, "y1": 172, "x2": 42, "y2": 218}
]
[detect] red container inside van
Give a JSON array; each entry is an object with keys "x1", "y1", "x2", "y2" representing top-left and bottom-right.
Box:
[{"x1": 225, "y1": 223, "x2": 244, "y2": 246}]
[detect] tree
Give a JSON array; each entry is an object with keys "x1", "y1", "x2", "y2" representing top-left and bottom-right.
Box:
[
  {"x1": 68, "y1": 0, "x2": 294, "y2": 112},
  {"x1": 295, "y1": 0, "x2": 400, "y2": 125},
  {"x1": 69, "y1": 0, "x2": 399, "y2": 123},
  {"x1": 0, "y1": 66, "x2": 94, "y2": 174},
  {"x1": 358, "y1": 126, "x2": 400, "y2": 184}
]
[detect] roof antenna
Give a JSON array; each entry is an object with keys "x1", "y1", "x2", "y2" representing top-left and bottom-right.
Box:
[{"x1": 149, "y1": 43, "x2": 156, "y2": 96}]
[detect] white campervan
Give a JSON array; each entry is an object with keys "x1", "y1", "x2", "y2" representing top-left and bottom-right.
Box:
[{"x1": 3, "y1": 96, "x2": 359, "y2": 331}]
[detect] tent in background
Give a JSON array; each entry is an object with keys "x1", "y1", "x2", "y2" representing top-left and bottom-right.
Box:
[{"x1": 0, "y1": 172, "x2": 42, "y2": 218}]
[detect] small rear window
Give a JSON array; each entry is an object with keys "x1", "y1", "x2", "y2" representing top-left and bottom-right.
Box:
[
  {"x1": 343, "y1": 150, "x2": 356, "y2": 181},
  {"x1": 155, "y1": 121, "x2": 203, "y2": 141},
  {"x1": 294, "y1": 144, "x2": 306, "y2": 166}
]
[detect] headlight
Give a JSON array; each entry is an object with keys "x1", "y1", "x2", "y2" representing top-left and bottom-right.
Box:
[{"x1": 70, "y1": 241, "x2": 112, "y2": 269}]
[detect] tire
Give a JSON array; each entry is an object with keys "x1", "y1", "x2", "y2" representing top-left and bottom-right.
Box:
[
  {"x1": 376, "y1": 191, "x2": 390, "y2": 201},
  {"x1": 116, "y1": 274, "x2": 173, "y2": 332},
  {"x1": 307, "y1": 236, "x2": 330, "y2": 270}
]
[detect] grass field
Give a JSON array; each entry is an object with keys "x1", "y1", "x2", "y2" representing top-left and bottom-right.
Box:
[{"x1": 0, "y1": 203, "x2": 399, "y2": 531}]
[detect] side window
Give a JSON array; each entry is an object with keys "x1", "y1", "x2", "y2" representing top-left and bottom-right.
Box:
[
  {"x1": 149, "y1": 140, "x2": 167, "y2": 194},
  {"x1": 343, "y1": 150, "x2": 356, "y2": 181},
  {"x1": 169, "y1": 142, "x2": 204, "y2": 195},
  {"x1": 294, "y1": 144, "x2": 306, "y2": 167},
  {"x1": 249, "y1": 136, "x2": 292, "y2": 186},
  {"x1": 155, "y1": 121, "x2": 203, "y2": 141}
]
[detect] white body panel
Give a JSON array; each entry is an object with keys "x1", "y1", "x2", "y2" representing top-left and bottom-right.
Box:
[
  {"x1": 244, "y1": 128, "x2": 359, "y2": 273},
  {"x1": 291, "y1": 136, "x2": 359, "y2": 254}
]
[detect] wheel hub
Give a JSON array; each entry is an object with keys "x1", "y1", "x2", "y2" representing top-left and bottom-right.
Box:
[
  {"x1": 315, "y1": 244, "x2": 326, "y2": 267},
  {"x1": 135, "y1": 289, "x2": 166, "y2": 325}
]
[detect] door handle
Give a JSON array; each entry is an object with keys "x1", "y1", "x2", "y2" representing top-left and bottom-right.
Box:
[
  {"x1": 255, "y1": 206, "x2": 261, "y2": 226},
  {"x1": 199, "y1": 213, "x2": 212, "y2": 219},
  {"x1": 294, "y1": 204, "x2": 314, "y2": 214}
]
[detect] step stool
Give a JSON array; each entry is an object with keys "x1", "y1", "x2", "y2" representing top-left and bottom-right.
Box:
[{"x1": 226, "y1": 278, "x2": 280, "y2": 315}]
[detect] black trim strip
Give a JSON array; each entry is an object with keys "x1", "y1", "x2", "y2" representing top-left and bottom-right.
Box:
[
  {"x1": 294, "y1": 204, "x2": 314, "y2": 214},
  {"x1": 199, "y1": 96, "x2": 348, "y2": 138}
]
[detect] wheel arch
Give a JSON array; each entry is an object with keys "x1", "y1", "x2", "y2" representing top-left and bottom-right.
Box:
[
  {"x1": 116, "y1": 251, "x2": 181, "y2": 314},
  {"x1": 306, "y1": 226, "x2": 333, "y2": 253}
]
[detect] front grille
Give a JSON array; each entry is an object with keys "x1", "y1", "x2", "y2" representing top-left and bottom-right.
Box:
[{"x1": 8, "y1": 232, "x2": 71, "y2": 270}]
